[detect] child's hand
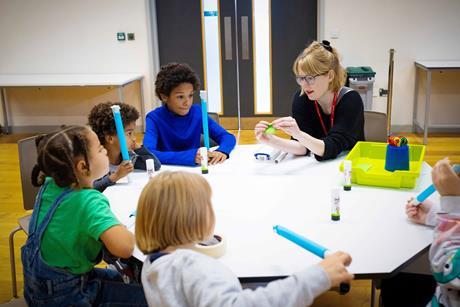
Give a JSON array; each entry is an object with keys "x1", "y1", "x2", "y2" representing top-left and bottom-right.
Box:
[
  {"x1": 208, "y1": 151, "x2": 227, "y2": 165},
  {"x1": 195, "y1": 149, "x2": 202, "y2": 165},
  {"x1": 112, "y1": 161, "x2": 134, "y2": 182},
  {"x1": 319, "y1": 251, "x2": 354, "y2": 288},
  {"x1": 254, "y1": 121, "x2": 273, "y2": 143},
  {"x1": 432, "y1": 158, "x2": 460, "y2": 196},
  {"x1": 405, "y1": 197, "x2": 432, "y2": 224}
]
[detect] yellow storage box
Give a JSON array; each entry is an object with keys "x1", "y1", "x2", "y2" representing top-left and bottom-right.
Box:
[{"x1": 339, "y1": 141, "x2": 426, "y2": 189}]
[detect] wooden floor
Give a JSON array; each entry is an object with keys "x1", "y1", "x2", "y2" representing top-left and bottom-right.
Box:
[{"x1": 1, "y1": 130, "x2": 459, "y2": 305}]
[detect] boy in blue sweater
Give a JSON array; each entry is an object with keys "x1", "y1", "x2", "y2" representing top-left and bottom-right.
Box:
[{"x1": 143, "y1": 63, "x2": 236, "y2": 166}]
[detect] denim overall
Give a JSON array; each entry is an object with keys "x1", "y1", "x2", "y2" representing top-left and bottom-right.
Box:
[{"x1": 21, "y1": 182, "x2": 147, "y2": 306}]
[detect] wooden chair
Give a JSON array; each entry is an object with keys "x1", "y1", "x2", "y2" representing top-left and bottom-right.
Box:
[{"x1": 9, "y1": 135, "x2": 41, "y2": 298}]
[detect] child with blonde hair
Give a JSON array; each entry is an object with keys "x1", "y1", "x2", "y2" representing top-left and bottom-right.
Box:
[{"x1": 136, "y1": 171, "x2": 354, "y2": 307}]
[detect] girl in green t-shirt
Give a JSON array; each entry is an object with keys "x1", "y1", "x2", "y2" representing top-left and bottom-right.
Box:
[{"x1": 22, "y1": 125, "x2": 147, "y2": 306}]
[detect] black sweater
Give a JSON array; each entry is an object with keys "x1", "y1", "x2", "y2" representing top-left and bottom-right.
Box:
[{"x1": 291, "y1": 89, "x2": 364, "y2": 161}]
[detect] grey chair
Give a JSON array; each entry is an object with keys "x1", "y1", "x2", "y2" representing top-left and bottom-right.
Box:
[
  {"x1": 364, "y1": 111, "x2": 387, "y2": 142},
  {"x1": 9, "y1": 135, "x2": 41, "y2": 298},
  {"x1": 201, "y1": 112, "x2": 220, "y2": 147}
]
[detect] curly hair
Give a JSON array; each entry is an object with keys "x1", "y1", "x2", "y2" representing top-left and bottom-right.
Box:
[
  {"x1": 155, "y1": 63, "x2": 200, "y2": 100},
  {"x1": 31, "y1": 125, "x2": 91, "y2": 188},
  {"x1": 88, "y1": 102, "x2": 139, "y2": 145}
]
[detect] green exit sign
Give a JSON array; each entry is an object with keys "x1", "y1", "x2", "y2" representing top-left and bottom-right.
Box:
[{"x1": 117, "y1": 32, "x2": 126, "y2": 41}]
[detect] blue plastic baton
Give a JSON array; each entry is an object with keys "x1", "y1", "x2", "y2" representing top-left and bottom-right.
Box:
[
  {"x1": 111, "y1": 105, "x2": 130, "y2": 161},
  {"x1": 413, "y1": 164, "x2": 460, "y2": 206},
  {"x1": 273, "y1": 225, "x2": 350, "y2": 294},
  {"x1": 200, "y1": 91, "x2": 210, "y2": 150}
]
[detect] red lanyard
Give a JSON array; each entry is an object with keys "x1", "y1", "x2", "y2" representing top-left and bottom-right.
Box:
[{"x1": 314, "y1": 92, "x2": 338, "y2": 135}]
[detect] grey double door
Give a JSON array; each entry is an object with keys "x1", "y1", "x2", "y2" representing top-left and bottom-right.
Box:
[{"x1": 154, "y1": 0, "x2": 317, "y2": 118}]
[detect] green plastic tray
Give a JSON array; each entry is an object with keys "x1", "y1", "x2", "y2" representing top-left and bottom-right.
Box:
[{"x1": 339, "y1": 141, "x2": 426, "y2": 189}]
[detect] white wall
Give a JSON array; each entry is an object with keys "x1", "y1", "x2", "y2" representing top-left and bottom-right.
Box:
[
  {"x1": 1, "y1": 0, "x2": 459, "y2": 130},
  {"x1": 0, "y1": 0, "x2": 156, "y2": 130},
  {"x1": 322, "y1": 0, "x2": 460, "y2": 128}
]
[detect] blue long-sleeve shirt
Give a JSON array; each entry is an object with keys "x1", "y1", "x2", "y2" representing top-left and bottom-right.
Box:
[{"x1": 143, "y1": 104, "x2": 236, "y2": 166}]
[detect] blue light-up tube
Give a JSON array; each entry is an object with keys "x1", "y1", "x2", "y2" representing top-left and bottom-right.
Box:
[
  {"x1": 273, "y1": 225, "x2": 329, "y2": 258},
  {"x1": 200, "y1": 91, "x2": 210, "y2": 149},
  {"x1": 273, "y1": 224, "x2": 350, "y2": 294},
  {"x1": 111, "y1": 105, "x2": 130, "y2": 161},
  {"x1": 413, "y1": 164, "x2": 460, "y2": 206}
]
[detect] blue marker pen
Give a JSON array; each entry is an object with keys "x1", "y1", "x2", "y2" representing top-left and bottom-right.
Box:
[
  {"x1": 111, "y1": 105, "x2": 130, "y2": 161},
  {"x1": 200, "y1": 91, "x2": 210, "y2": 150},
  {"x1": 413, "y1": 164, "x2": 460, "y2": 206},
  {"x1": 273, "y1": 225, "x2": 350, "y2": 294}
]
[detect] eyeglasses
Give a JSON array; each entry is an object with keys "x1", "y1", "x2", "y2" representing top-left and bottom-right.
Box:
[{"x1": 295, "y1": 73, "x2": 325, "y2": 85}]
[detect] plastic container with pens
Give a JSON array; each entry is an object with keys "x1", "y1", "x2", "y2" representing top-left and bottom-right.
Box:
[
  {"x1": 339, "y1": 140, "x2": 425, "y2": 189},
  {"x1": 385, "y1": 136, "x2": 409, "y2": 172}
]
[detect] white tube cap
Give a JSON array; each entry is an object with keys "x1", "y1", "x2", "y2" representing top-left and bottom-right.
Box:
[
  {"x1": 110, "y1": 105, "x2": 121, "y2": 112},
  {"x1": 146, "y1": 159, "x2": 154, "y2": 171},
  {"x1": 344, "y1": 160, "x2": 352, "y2": 170}
]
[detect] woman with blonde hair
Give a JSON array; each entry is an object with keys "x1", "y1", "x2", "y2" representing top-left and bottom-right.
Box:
[
  {"x1": 136, "y1": 171, "x2": 354, "y2": 306},
  {"x1": 255, "y1": 40, "x2": 364, "y2": 160}
]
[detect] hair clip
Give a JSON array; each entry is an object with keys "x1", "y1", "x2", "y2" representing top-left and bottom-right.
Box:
[{"x1": 321, "y1": 40, "x2": 333, "y2": 53}]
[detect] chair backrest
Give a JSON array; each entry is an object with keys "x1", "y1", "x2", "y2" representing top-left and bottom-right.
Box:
[
  {"x1": 208, "y1": 112, "x2": 220, "y2": 124},
  {"x1": 18, "y1": 135, "x2": 41, "y2": 210},
  {"x1": 364, "y1": 111, "x2": 387, "y2": 142}
]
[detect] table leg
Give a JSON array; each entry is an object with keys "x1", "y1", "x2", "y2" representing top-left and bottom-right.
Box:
[
  {"x1": 412, "y1": 67, "x2": 419, "y2": 132},
  {"x1": 139, "y1": 78, "x2": 146, "y2": 132},
  {"x1": 371, "y1": 279, "x2": 376, "y2": 307},
  {"x1": 118, "y1": 85, "x2": 125, "y2": 103},
  {"x1": 370, "y1": 279, "x2": 383, "y2": 307},
  {"x1": 423, "y1": 71, "x2": 432, "y2": 145},
  {"x1": 1, "y1": 88, "x2": 10, "y2": 134}
]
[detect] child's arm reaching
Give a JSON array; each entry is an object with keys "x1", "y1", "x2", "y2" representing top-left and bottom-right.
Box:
[
  {"x1": 93, "y1": 161, "x2": 134, "y2": 192},
  {"x1": 318, "y1": 251, "x2": 354, "y2": 288},
  {"x1": 406, "y1": 158, "x2": 460, "y2": 227},
  {"x1": 180, "y1": 251, "x2": 353, "y2": 307},
  {"x1": 432, "y1": 158, "x2": 460, "y2": 197},
  {"x1": 109, "y1": 161, "x2": 134, "y2": 182},
  {"x1": 207, "y1": 116, "x2": 236, "y2": 157},
  {"x1": 405, "y1": 197, "x2": 440, "y2": 227},
  {"x1": 100, "y1": 225, "x2": 135, "y2": 259}
]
